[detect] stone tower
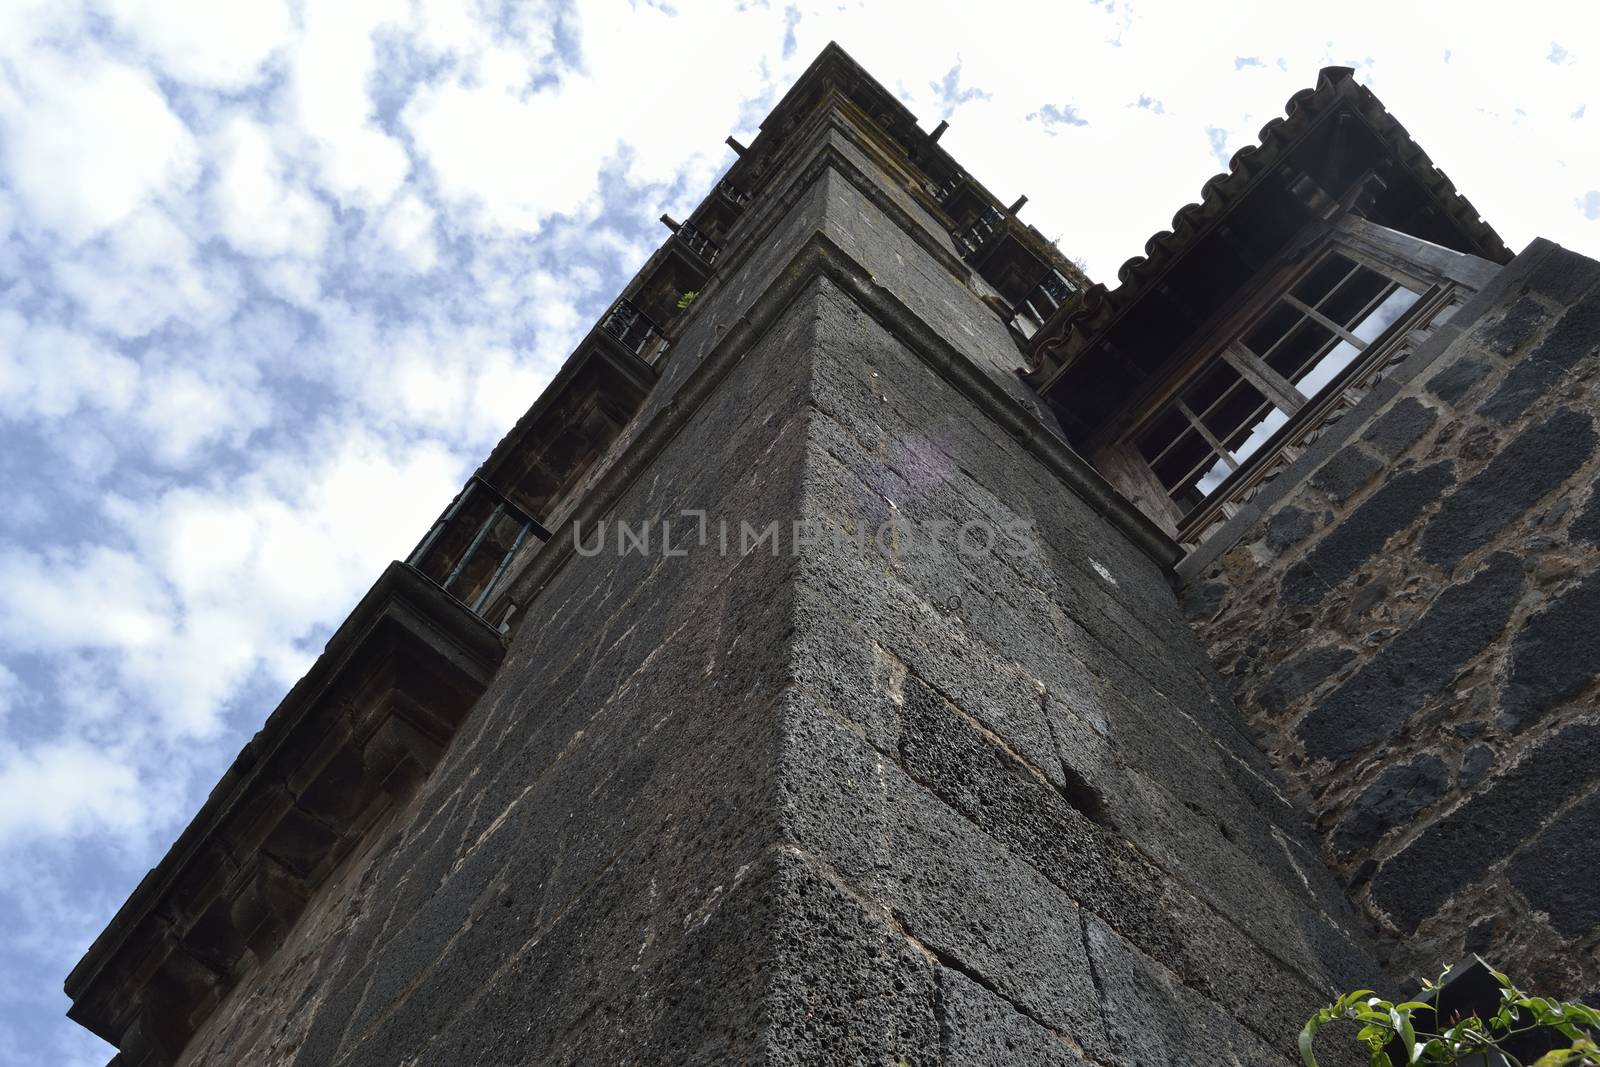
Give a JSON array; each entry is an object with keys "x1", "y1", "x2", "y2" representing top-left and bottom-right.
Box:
[{"x1": 66, "y1": 44, "x2": 1600, "y2": 1065}]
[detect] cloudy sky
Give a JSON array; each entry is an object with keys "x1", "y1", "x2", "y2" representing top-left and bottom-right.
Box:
[{"x1": 0, "y1": 0, "x2": 1594, "y2": 1061}]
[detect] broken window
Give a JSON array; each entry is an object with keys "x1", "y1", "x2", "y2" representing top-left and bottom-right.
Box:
[{"x1": 1131, "y1": 248, "x2": 1424, "y2": 521}]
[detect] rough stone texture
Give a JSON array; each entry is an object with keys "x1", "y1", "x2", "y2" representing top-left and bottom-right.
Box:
[
  {"x1": 1265, "y1": 505, "x2": 1318, "y2": 552},
  {"x1": 1368, "y1": 722, "x2": 1600, "y2": 933},
  {"x1": 1258, "y1": 646, "x2": 1356, "y2": 718},
  {"x1": 1296, "y1": 552, "x2": 1524, "y2": 763},
  {"x1": 168, "y1": 117, "x2": 1385, "y2": 1067},
  {"x1": 1417, "y1": 408, "x2": 1597, "y2": 571},
  {"x1": 1185, "y1": 241, "x2": 1600, "y2": 996},
  {"x1": 1308, "y1": 446, "x2": 1386, "y2": 505},
  {"x1": 1361, "y1": 398, "x2": 1439, "y2": 461},
  {"x1": 1501, "y1": 570, "x2": 1600, "y2": 732},
  {"x1": 1427, "y1": 356, "x2": 1493, "y2": 405},
  {"x1": 1508, "y1": 789, "x2": 1600, "y2": 937},
  {"x1": 1573, "y1": 491, "x2": 1600, "y2": 544},
  {"x1": 1280, "y1": 461, "x2": 1456, "y2": 606},
  {"x1": 1330, "y1": 756, "x2": 1449, "y2": 857}
]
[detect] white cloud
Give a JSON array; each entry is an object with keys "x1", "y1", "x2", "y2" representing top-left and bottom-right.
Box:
[
  {"x1": 211, "y1": 117, "x2": 334, "y2": 260},
  {"x1": 376, "y1": 190, "x2": 441, "y2": 273},
  {"x1": 96, "y1": 0, "x2": 294, "y2": 90},
  {"x1": 50, "y1": 205, "x2": 240, "y2": 340},
  {"x1": 0, "y1": 47, "x2": 199, "y2": 241},
  {"x1": 0, "y1": 742, "x2": 145, "y2": 846},
  {"x1": 0, "y1": 313, "x2": 140, "y2": 420},
  {"x1": 285, "y1": 0, "x2": 411, "y2": 207}
]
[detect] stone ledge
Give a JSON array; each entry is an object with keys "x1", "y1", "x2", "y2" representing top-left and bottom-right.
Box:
[{"x1": 64, "y1": 561, "x2": 505, "y2": 1067}]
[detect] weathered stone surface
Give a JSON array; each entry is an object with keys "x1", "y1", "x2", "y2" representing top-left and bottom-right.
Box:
[
  {"x1": 1298, "y1": 553, "x2": 1523, "y2": 763},
  {"x1": 936, "y1": 968, "x2": 1088, "y2": 1067},
  {"x1": 1419, "y1": 408, "x2": 1596, "y2": 571},
  {"x1": 766, "y1": 853, "x2": 941, "y2": 1067},
  {"x1": 1361, "y1": 398, "x2": 1439, "y2": 460},
  {"x1": 1369, "y1": 721, "x2": 1600, "y2": 932},
  {"x1": 1508, "y1": 790, "x2": 1600, "y2": 937},
  {"x1": 1475, "y1": 358, "x2": 1570, "y2": 423},
  {"x1": 1310, "y1": 446, "x2": 1385, "y2": 504},
  {"x1": 1082, "y1": 915, "x2": 1301, "y2": 1067},
  {"x1": 1182, "y1": 579, "x2": 1228, "y2": 622},
  {"x1": 1183, "y1": 250, "x2": 1600, "y2": 1002},
  {"x1": 1528, "y1": 289, "x2": 1600, "y2": 369},
  {"x1": 1458, "y1": 744, "x2": 1495, "y2": 791},
  {"x1": 1476, "y1": 295, "x2": 1548, "y2": 357},
  {"x1": 883, "y1": 759, "x2": 1107, "y2": 1052},
  {"x1": 1265, "y1": 505, "x2": 1317, "y2": 552},
  {"x1": 1281, "y1": 461, "x2": 1456, "y2": 605},
  {"x1": 1574, "y1": 491, "x2": 1600, "y2": 544},
  {"x1": 1500, "y1": 571, "x2": 1600, "y2": 732},
  {"x1": 1427, "y1": 356, "x2": 1493, "y2": 405},
  {"x1": 1258, "y1": 645, "x2": 1356, "y2": 717},
  {"x1": 1524, "y1": 244, "x2": 1600, "y2": 304},
  {"x1": 1477, "y1": 294, "x2": 1600, "y2": 422},
  {"x1": 1331, "y1": 756, "x2": 1449, "y2": 857}
]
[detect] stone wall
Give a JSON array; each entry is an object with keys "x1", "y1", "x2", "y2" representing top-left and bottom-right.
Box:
[
  {"x1": 176, "y1": 116, "x2": 1386, "y2": 1065},
  {"x1": 1184, "y1": 241, "x2": 1600, "y2": 996}
]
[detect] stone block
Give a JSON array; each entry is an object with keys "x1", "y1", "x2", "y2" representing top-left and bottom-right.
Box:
[
  {"x1": 1419, "y1": 408, "x2": 1596, "y2": 571},
  {"x1": 1265, "y1": 505, "x2": 1318, "y2": 552},
  {"x1": 1330, "y1": 755, "x2": 1449, "y2": 857},
  {"x1": 1524, "y1": 245, "x2": 1600, "y2": 305},
  {"x1": 1458, "y1": 744, "x2": 1495, "y2": 791},
  {"x1": 1369, "y1": 721, "x2": 1600, "y2": 932},
  {"x1": 1573, "y1": 491, "x2": 1600, "y2": 544},
  {"x1": 1361, "y1": 398, "x2": 1439, "y2": 460},
  {"x1": 1500, "y1": 570, "x2": 1600, "y2": 732},
  {"x1": 1508, "y1": 789, "x2": 1600, "y2": 937},
  {"x1": 882, "y1": 756, "x2": 1108, "y2": 1053},
  {"x1": 1297, "y1": 552, "x2": 1523, "y2": 763},
  {"x1": 1476, "y1": 358, "x2": 1568, "y2": 423},
  {"x1": 1282, "y1": 460, "x2": 1457, "y2": 605},
  {"x1": 1310, "y1": 446, "x2": 1386, "y2": 505},
  {"x1": 936, "y1": 967, "x2": 1088, "y2": 1066},
  {"x1": 1258, "y1": 645, "x2": 1357, "y2": 717},
  {"x1": 1476, "y1": 295, "x2": 1548, "y2": 357},
  {"x1": 1427, "y1": 356, "x2": 1494, "y2": 406}
]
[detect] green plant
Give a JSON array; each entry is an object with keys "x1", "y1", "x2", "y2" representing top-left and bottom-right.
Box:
[
  {"x1": 1300, "y1": 970, "x2": 1600, "y2": 1067},
  {"x1": 676, "y1": 290, "x2": 699, "y2": 310}
]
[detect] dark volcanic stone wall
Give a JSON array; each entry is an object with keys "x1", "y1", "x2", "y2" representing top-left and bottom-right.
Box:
[
  {"x1": 185, "y1": 118, "x2": 1381, "y2": 1066},
  {"x1": 1185, "y1": 243, "x2": 1600, "y2": 997},
  {"x1": 775, "y1": 271, "x2": 1378, "y2": 1065}
]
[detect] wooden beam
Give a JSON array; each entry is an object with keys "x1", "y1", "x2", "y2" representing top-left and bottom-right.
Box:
[
  {"x1": 1332, "y1": 213, "x2": 1500, "y2": 292},
  {"x1": 1222, "y1": 341, "x2": 1308, "y2": 414}
]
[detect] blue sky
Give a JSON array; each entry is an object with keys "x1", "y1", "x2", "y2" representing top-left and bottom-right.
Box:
[{"x1": 0, "y1": 1, "x2": 1595, "y2": 1062}]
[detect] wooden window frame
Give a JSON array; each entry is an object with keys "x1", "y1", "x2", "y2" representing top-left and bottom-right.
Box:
[{"x1": 1109, "y1": 213, "x2": 1496, "y2": 546}]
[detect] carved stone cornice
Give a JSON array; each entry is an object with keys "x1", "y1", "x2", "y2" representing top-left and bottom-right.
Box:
[{"x1": 65, "y1": 562, "x2": 504, "y2": 1066}]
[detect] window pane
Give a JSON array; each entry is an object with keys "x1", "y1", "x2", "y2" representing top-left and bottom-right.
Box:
[
  {"x1": 1195, "y1": 456, "x2": 1231, "y2": 497},
  {"x1": 1351, "y1": 285, "x2": 1421, "y2": 343},
  {"x1": 1135, "y1": 406, "x2": 1191, "y2": 466},
  {"x1": 1199, "y1": 377, "x2": 1269, "y2": 441},
  {"x1": 1291, "y1": 253, "x2": 1357, "y2": 306},
  {"x1": 1319, "y1": 265, "x2": 1391, "y2": 329},
  {"x1": 1264, "y1": 317, "x2": 1336, "y2": 382},
  {"x1": 1243, "y1": 300, "x2": 1301, "y2": 356},
  {"x1": 1231, "y1": 405, "x2": 1289, "y2": 463},
  {"x1": 1181, "y1": 360, "x2": 1243, "y2": 417},
  {"x1": 1297, "y1": 339, "x2": 1362, "y2": 396},
  {"x1": 1154, "y1": 429, "x2": 1213, "y2": 491}
]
